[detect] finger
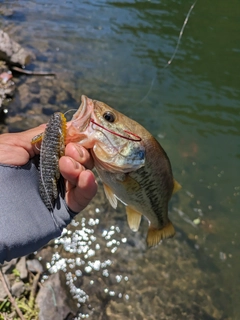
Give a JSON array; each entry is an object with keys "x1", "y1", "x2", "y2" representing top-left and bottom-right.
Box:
[
  {"x1": 66, "y1": 169, "x2": 98, "y2": 213},
  {"x1": 64, "y1": 143, "x2": 94, "y2": 170},
  {"x1": 0, "y1": 144, "x2": 29, "y2": 165},
  {"x1": 59, "y1": 156, "x2": 84, "y2": 187},
  {"x1": 0, "y1": 124, "x2": 46, "y2": 159}
]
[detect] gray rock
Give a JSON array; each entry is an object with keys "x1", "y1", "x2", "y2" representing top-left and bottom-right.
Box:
[
  {"x1": 0, "y1": 29, "x2": 35, "y2": 66},
  {"x1": 36, "y1": 270, "x2": 78, "y2": 320},
  {"x1": 26, "y1": 259, "x2": 43, "y2": 274},
  {"x1": 11, "y1": 281, "x2": 25, "y2": 298},
  {"x1": 16, "y1": 257, "x2": 28, "y2": 280},
  {"x1": 1, "y1": 258, "x2": 18, "y2": 274}
]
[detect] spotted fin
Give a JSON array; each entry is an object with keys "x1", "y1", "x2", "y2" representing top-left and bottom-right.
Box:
[
  {"x1": 103, "y1": 183, "x2": 118, "y2": 209},
  {"x1": 126, "y1": 206, "x2": 142, "y2": 232},
  {"x1": 172, "y1": 179, "x2": 182, "y2": 194},
  {"x1": 147, "y1": 220, "x2": 175, "y2": 247}
]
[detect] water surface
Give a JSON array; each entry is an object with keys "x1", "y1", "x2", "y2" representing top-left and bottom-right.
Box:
[{"x1": 1, "y1": 0, "x2": 240, "y2": 319}]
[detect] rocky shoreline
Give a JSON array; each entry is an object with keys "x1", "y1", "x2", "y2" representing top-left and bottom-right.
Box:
[
  {"x1": 0, "y1": 254, "x2": 79, "y2": 319},
  {"x1": 0, "y1": 28, "x2": 33, "y2": 132}
]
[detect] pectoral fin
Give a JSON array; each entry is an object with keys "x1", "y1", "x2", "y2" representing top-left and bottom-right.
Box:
[
  {"x1": 119, "y1": 174, "x2": 141, "y2": 192},
  {"x1": 103, "y1": 183, "x2": 118, "y2": 209},
  {"x1": 147, "y1": 220, "x2": 175, "y2": 247},
  {"x1": 172, "y1": 179, "x2": 182, "y2": 194},
  {"x1": 126, "y1": 206, "x2": 142, "y2": 232}
]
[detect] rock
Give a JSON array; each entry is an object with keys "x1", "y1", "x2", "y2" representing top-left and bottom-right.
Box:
[
  {"x1": 0, "y1": 29, "x2": 35, "y2": 66},
  {"x1": 0, "y1": 61, "x2": 15, "y2": 112},
  {"x1": 11, "y1": 281, "x2": 25, "y2": 298},
  {"x1": 0, "y1": 273, "x2": 9, "y2": 299},
  {"x1": 36, "y1": 270, "x2": 79, "y2": 320},
  {"x1": 26, "y1": 259, "x2": 43, "y2": 274},
  {"x1": 1, "y1": 258, "x2": 18, "y2": 274},
  {"x1": 0, "y1": 123, "x2": 8, "y2": 133},
  {"x1": 16, "y1": 257, "x2": 28, "y2": 281}
]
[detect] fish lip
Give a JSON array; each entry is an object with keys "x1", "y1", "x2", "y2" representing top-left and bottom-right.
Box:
[
  {"x1": 72, "y1": 95, "x2": 88, "y2": 121},
  {"x1": 71, "y1": 95, "x2": 93, "y2": 131}
]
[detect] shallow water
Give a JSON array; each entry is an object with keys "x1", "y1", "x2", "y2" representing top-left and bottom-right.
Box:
[{"x1": 1, "y1": 0, "x2": 240, "y2": 319}]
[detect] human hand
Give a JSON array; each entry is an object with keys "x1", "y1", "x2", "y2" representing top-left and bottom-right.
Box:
[
  {"x1": 59, "y1": 142, "x2": 97, "y2": 213},
  {"x1": 0, "y1": 126, "x2": 97, "y2": 213},
  {"x1": 0, "y1": 125, "x2": 46, "y2": 165}
]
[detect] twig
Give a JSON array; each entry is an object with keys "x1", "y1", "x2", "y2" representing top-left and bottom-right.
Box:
[
  {"x1": 0, "y1": 268, "x2": 26, "y2": 320},
  {"x1": 29, "y1": 272, "x2": 41, "y2": 309},
  {"x1": 11, "y1": 66, "x2": 56, "y2": 77}
]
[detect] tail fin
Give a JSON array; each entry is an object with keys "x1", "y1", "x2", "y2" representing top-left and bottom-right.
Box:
[{"x1": 147, "y1": 220, "x2": 175, "y2": 247}]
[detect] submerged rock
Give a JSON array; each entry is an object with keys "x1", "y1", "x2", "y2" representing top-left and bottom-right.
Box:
[
  {"x1": 0, "y1": 61, "x2": 15, "y2": 118},
  {"x1": 36, "y1": 270, "x2": 79, "y2": 320},
  {"x1": 0, "y1": 29, "x2": 34, "y2": 66}
]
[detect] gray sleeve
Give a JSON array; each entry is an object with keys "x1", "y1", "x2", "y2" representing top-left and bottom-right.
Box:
[{"x1": 0, "y1": 157, "x2": 77, "y2": 264}]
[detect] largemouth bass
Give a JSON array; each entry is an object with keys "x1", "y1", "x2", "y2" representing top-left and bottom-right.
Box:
[
  {"x1": 66, "y1": 95, "x2": 181, "y2": 247},
  {"x1": 33, "y1": 95, "x2": 181, "y2": 247}
]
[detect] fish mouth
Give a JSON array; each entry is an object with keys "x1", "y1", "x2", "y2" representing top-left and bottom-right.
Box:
[{"x1": 71, "y1": 95, "x2": 93, "y2": 132}]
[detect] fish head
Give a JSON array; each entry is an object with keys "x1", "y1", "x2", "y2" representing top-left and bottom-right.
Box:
[{"x1": 67, "y1": 95, "x2": 146, "y2": 173}]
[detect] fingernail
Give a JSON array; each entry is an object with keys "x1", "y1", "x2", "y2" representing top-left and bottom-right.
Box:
[
  {"x1": 74, "y1": 160, "x2": 81, "y2": 170},
  {"x1": 69, "y1": 157, "x2": 80, "y2": 170},
  {"x1": 75, "y1": 144, "x2": 84, "y2": 158}
]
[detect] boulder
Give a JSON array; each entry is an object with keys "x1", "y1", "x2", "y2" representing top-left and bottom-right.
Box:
[{"x1": 0, "y1": 29, "x2": 35, "y2": 66}]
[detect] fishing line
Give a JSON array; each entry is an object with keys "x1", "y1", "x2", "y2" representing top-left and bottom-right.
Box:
[
  {"x1": 135, "y1": 0, "x2": 198, "y2": 106},
  {"x1": 90, "y1": 119, "x2": 142, "y2": 142},
  {"x1": 90, "y1": 120, "x2": 141, "y2": 161},
  {"x1": 164, "y1": 0, "x2": 198, "y2": 68},
  {"x1": 90, "y1": 121, "x2": 126, "y2": 158},
  {"x1": 63, "y1": 108, "x2": 78, "y2": 118}
]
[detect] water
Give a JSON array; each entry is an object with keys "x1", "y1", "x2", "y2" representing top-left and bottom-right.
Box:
[{"x1": 1, "y1": 0, "x2": 240, "y2": 318}]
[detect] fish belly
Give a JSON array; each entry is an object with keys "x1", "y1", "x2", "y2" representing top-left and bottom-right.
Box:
[{"x1": 96, "y1": 166, "x2": 169, "y2": 230}]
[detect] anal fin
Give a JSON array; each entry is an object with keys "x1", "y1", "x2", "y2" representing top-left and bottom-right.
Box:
[
  {"x1": 126, "y1": 206, "x2": 142, "y2": 232},
  {"x1": 103, "y1": 183, "x2": 118, "y2": 209},
  {"x1": 147, "y1": 220, "x2": 175, "y2": 247}
]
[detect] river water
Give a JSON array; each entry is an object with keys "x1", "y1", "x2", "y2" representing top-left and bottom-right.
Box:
[{"x1": 1, "y1": 0, "x2": 240, "y2": 319}]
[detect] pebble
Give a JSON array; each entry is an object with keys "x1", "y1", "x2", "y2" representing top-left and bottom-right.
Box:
[
  {"x1": 16, "y1": 256, "x2": 28, "y2": 280},
  {"x1": 11, "y1": 281, "x2": 25, "y2": 298}
]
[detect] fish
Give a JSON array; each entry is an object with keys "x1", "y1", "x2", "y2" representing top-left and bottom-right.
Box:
[
  {"x1": 66, "y1": 95, "x2": 181, "y2": 247},
  {"x1": 32, "y1": 112, "x2": 67, "y2": 211}
]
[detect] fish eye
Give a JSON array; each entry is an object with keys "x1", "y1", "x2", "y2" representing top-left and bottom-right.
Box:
[{"x1": 103, "y1": 111, "x2": 115, "y2": 123}]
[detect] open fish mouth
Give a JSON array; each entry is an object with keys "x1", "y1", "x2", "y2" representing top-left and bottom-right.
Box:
[{"x1": 71, "y1": 95, "x2": 93, "y2": 132}]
